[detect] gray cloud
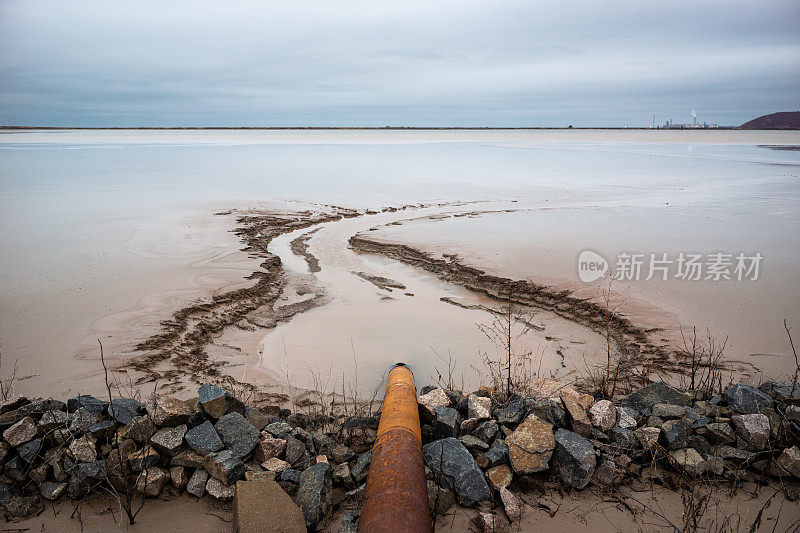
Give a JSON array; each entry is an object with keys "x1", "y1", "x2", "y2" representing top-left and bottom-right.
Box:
[{"x1": 1, "y1": 0, "x2": 798, "y2": 126}]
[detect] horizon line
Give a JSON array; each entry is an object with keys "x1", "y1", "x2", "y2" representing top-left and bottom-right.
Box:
[{"x1": 0, "y1": 125, "x2": 743, "y2": 131}]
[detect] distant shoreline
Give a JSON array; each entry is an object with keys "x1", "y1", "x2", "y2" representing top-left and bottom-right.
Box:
[{"x1": 0, "y1": 125, "x2": 751, "y2": 131}]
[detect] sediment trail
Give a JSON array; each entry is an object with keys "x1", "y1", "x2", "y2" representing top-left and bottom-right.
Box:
[
  {"x1": 129, "y1": 201, "x2": 686, "y2": 396},
  {"x1": 348, "y1": 233, "x2": 679, "y2": 383}
]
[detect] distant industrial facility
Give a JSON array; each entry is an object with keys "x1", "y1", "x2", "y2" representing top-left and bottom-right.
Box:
[{"x1": 659, "y1": 110, "x2": 719, "y2": 129}]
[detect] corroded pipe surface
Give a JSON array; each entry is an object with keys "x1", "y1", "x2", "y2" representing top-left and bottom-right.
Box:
[{"x1": 358, "y1": 365, "x2": 432, "y2": 533}]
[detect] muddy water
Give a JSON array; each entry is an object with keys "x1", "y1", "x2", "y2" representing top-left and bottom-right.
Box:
[
  {"x1": 261, "y1": 205, "x2": 608, "y2": 393},
  {"x1": 1, "y1": 129, "x2": 799, "y2": 397}
]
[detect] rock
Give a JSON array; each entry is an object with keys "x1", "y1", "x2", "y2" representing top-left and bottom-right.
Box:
[
  {"x1": 528, "y1": 378, "x2": 565, "y2": 400},
  {"x1": 589, "y1": 400, "x2": 616, "y2": 432},
  {"x1": 497, "y1": 400, "x2": 525, "y2": 426},
  {"x1": 635, "y1": 427, "x2": 661, "y2": 449},
  {"x1": 147, "y1": 395, "x2": 193, "y2": 426},
  {"x1": 427, "y1": 481, "x2": 456, "y2": 515},
  {"x1": 487, "y1": 441, "x2": 509, "y2": 467},
  {"x1": 88, "y1": 419, "x2": 115, "y2": 439},
  {"x1": 17, "y1": 438, "x2": 43, "y2": 463},
  {"x1": 0, "y1": 441, "x2": 10, "y2": 465},
  {"x1": 468, "y1": 395, "x2": 491, "y2": 419},
  {"x1": 724, "y1": 384, "x2": 773, "y2": 414},
  {"x1": 186, "y1": 468, "x2": 209, "y2": 497},
  {"x1": 135, "y1": 466, "x2": 169, "y2": 497},
  {"x1": 474, "y1": 451, "x2": 490, "y2": 470},
  {"x1": 4, "y1": 455, "x2": 26, "y2": 481},
  {"x1": 68, "y1": 407, "x2": 101, "y2": 434},
  {"x1": 706, "y1": 456, "x2": 725, "y2": 476},
  {"x1": 170, "y1": 465, "x2": 188, "y2": 488},
  {"x1": 330, "y1": 444, "x2": 355, "y2": 464},
  {"x1": 38, "y1": 481, "x2": 67, "y2": 501},
  {"x1": 204, "y1": 449, "x2": 245, "y2": 484},
  {"x1": 622, "y1": 382, "x2": 690, "y2": 412},
  {"x1": 171, "y1": 449, "x2": 205, "y2": 469},
  {"x1": 150, "y1": 424, "x2": 187, "y2": 456},
  {"x1": 499, "y1": 487, "x2": 522, "y2": 521},
  {"x1": 68, "y1": 435, "x2": 96, "y2": 463},
  {"x1": 760, "y1": 381, "x2": 800, "y2": 405},
  {"x1": 1, "y1": 495, "x2": 43, "y2": 520},
  {"x1": 422, "y1": 437, "x2": 493, "y2": 507},
  {"x1": 185, "y1": 420, "x2": 224, "y2": 455},
  {"x1": 254, "y1": 436, "x2": 287, "y2": 463},
  {"x1": 670, "y1": 448, "x2": 706, "y2": 477},
  {"x1": 528, "y1": 397, "x2": 569, "y2": 427},
  {"x1": 244, "y1": 407, "x2": 270, "y2": 431},
  {"x1": 486, "y1": 464, "x2": 513, "y2": 491},
  {"x1": 652, "y1": 403, "x2": 685, "y2": 419},
  {"x1": 615, "y1": 407, "x2": 638, "y2": 429},
  {"x1": 285, "y1": 436, "x2": 306, "y2": 466},
  {"x1": 686, "y1": 434, "x2": 712, "y2": 455},
  {"x1": 561, "y1": 388, "x2": 592, "y2": 437},
  {"x1": 105, "y1": 440, "x2": 136, "y2": 480},
  {"x1": 553, "y1": 428, "x2": 596, "y2": 489},
  {"x1": 76, "y1": 459, "x2": 106, "y2": 481},
  {"x1": 698, "y1": 422, "x2": 735, "y2": 444},
  {"x1": 108, "y1": 398, "x2": 144, "y2": 425},
  {"x1": 460, "y1": 417, "x2": 480, "y2": 434},
  {"x1": 280, "y1": 469, "x2": 302, "y2": 484},
  {"x1": 295, "y1": 462, "x2": 332, "y2": 530},
  {"x1": 0, "y1": 396, "x2": 29, "y2": 414},
  {"x1": 265, "y1": 421, "x2": 293, "y2": 438},
  {"x1": 339, "y1": 510, "x2": 360, "y2": 533},
  {"x1": 28, "y1": 462, "x2": 50, "y2": 483},
  {"x1": 713, "y1": 445, "x2": 752, "y2": 462},
  {"x1": 506, "y1": 415, "x2": 554, "y2": 475},
  {"x1": 777, "y1": 446, "x2": 800, "y2": 478},
  {"x1": 350, "y1": 451, "x2": 371, "y2": 484},
  {"x1": 198, "y1": 383, "x2": 235, "y2": 419},
  {"x1": 474, "y1": 420, "x2": 499, "y2": 443},
  {"x1": 473, "y1": 511, "x2": 500, "y2": 533},
  {"x1": 262, "y1": 458, "x2": 291, "y2": 472},
  {"x1": 660, "y1": 420, "x2": 688, "y2": 450},
  {"x1": 433, "y1": 406, "x2": 460, "y2": 440},
  {"x1": 245, "y1": 470, "x2": 275, "y2": 482},
  {"x1": 732, "y1": 413, "x2": 770, "y2": 451},
  {"x1": 333, "y1": 463, "x2": 352, "y2": 487},
  {"x1": 234, "y1": 480, "x2": 306, "y2": 533},
  {"x1": 38, "y1": 409, "x2": 69, "y2": 431},
  {"x1": 592, "y1": 458, "x2": 617, "y2": 486},
  {"x1": 128, "y1": 446, "x2": 160, "y2": 471},
  {"x1": 4, "y1": 399, "x2": 66, "y2": 423},
  {"x1": 68, "y1": 395, "x2": 108, "y2": 415},
  {"x1": 610, "y1": 427, "x2": 635, "y2": 450},
  {"x1": 3, "y1": 416, "x2": 37, "y2": 446},
  {"x1": 418, "y1": 388, "x2": 452, "y2": 421},
  {"x1": 206, "y1": 477, "x2": 235, "y2": 501},
  {"x1": 459, "y1": 435, "x2": 489, "y2": 451},
  {"x1": 120, "y1": 415, "x2": 157, "y2": 443}
]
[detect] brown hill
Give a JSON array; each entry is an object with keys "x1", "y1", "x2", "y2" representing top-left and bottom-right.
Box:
[{"x1": 740, "y1": 111, "x2": 800, "y2": 129}]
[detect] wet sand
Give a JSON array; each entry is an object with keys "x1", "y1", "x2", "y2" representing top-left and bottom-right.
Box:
[
  {"x1": 13, "y1": 479, "x2": 797, "y2": 532},
  {"x1": 257, "y1": 202, "x2": 610, "y2": 395}
]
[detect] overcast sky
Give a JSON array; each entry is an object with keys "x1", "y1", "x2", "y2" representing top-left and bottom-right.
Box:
[{"x1": 1, "y1": 0, "x2": 798, "y2": 127}]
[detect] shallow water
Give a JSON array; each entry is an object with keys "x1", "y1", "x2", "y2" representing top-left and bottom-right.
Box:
[{"x1": 1, "y1": 129, "x2": 798, "y2": 396}]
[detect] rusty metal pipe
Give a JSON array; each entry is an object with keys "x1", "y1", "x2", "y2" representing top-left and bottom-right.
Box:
[{"x1": 358, "y1": 364, "x2": 433, "y2": 533}]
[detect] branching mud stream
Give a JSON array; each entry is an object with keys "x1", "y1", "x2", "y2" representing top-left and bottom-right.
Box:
[{"x1": 130, "y1": 201, "x2": 690, "y2": 399}]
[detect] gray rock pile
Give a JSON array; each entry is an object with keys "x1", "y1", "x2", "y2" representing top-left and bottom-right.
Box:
[
  {"x1": 0, "y1": 385, "x2": 379, "y2": 529},
  {"x1": 1, "y1": 378, "x2": 798, "y2": 530},
  {"x1": 418, "y1": 379, "x2": 800, "y2": 525}
]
